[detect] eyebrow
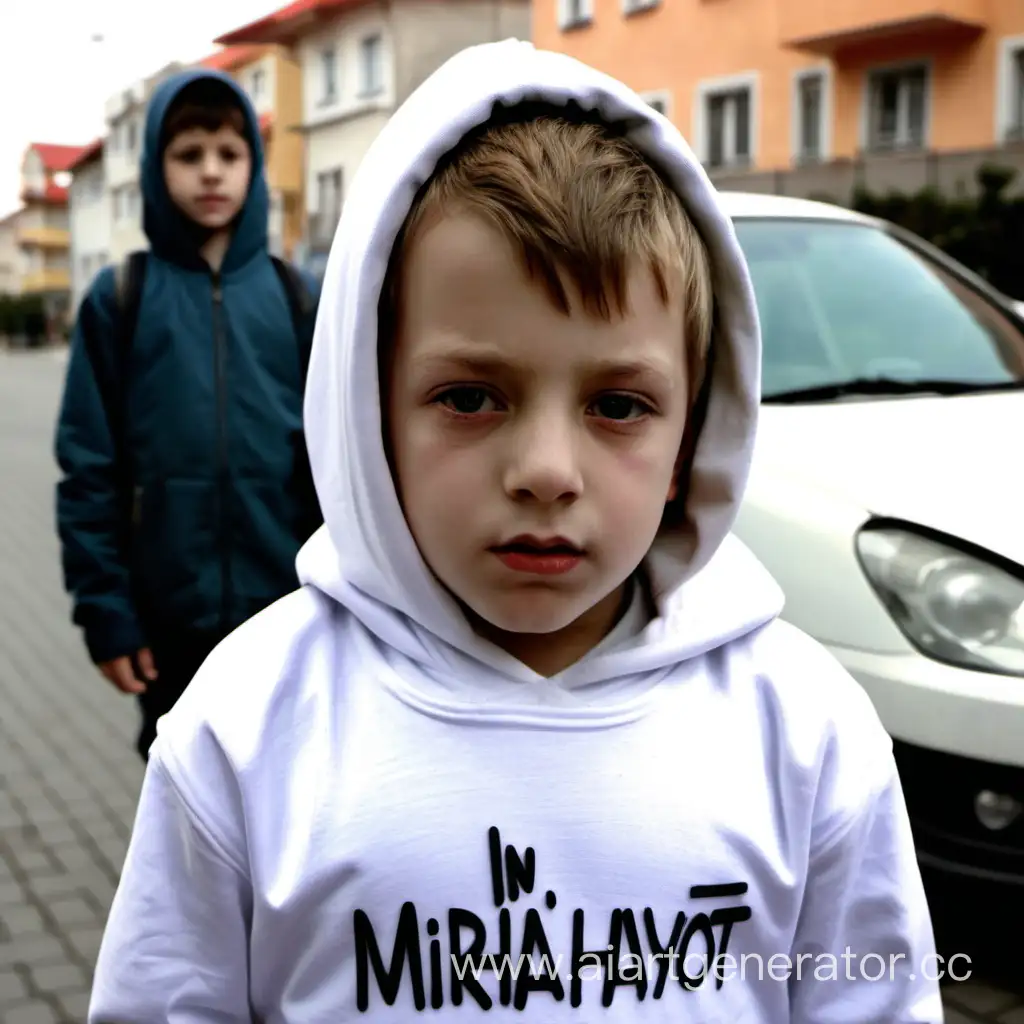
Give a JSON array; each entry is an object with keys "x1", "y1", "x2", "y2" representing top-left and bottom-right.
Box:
[{"x1": 412, "y1": 349, "x2": 678, "y2": 383}]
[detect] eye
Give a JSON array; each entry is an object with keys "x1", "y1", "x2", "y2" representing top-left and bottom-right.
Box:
[
  {"x1": 175, "y1": 147, "x2": 202, "y2": 163},
  {"x1": 591, "y1": 393, "x2": 653, "y2": 421},
  {"x1": 434, "y1": 386, "x2": 499, "y2": 415},
  {"x1": 219, "y1": 147, "x2": 241, "y2": 162}
]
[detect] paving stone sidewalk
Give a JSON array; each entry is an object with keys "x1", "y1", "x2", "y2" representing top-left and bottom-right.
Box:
[
  {"x1": 1, "y1": 349, "x2": 144, "y2": 1023},
  {"x1": 0, "y1": 347, "x2": 1021, "y2": 1022}
]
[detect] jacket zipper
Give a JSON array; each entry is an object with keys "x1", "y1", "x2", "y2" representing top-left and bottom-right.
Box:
[{"x1": 212, "y1": 272, "x2": 232, "y2": 632}]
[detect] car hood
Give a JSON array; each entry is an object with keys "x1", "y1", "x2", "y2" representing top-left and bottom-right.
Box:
[{"x1": 750, "y1": 390, "x2": 1024, "y2": 566}]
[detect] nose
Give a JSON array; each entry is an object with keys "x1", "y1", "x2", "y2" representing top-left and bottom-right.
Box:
[
  {"x1": 502, "y1": 407, "x2": 583, "y2": 505},
  {"x1": 200, "y1": 152, "x2": 222, "y2": 181}
]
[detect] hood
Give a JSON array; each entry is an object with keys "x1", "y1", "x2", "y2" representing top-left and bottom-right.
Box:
[
  {"x1": 297, "y1": 39, "x2": 783, "y2": 686},
  {"x1": 140, "y1": 68, "x2": 268, "y2": 272},
  {"x1": 753, "y1": 392, "x2": 1024, "y2": 566}
]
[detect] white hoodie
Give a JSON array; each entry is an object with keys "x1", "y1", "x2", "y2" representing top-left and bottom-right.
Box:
[{"x1": 89, "y1": 39, "x2": 943, "y2": 1024}]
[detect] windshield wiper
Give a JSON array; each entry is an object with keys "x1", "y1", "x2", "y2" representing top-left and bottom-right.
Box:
[{"x1": 763, "y1": 377, "x2": 1024, "y2": 404}]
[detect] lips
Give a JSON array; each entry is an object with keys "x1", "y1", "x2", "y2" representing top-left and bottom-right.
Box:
[
  {"x1": 491, "y1": 535, "x2": 585, "y2": 576},
  {"x1": 493, "y1": 535, "x2": 583, "y2": 555}
]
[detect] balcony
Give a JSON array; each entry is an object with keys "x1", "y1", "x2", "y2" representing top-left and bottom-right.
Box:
[
  {"x1": 21, "y1": 268, "x2": 71, "y2": 294},
  {"x1": 17, "y1": 225, "x2": 70, "y2": 250},
  {"x1": 779, "y1": 0, "x2": 989, "y2": 54}
]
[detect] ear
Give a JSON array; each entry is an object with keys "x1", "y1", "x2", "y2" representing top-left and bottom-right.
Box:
[{"x1": 666, "y1": 473, "x2": 678, "y2": 503}]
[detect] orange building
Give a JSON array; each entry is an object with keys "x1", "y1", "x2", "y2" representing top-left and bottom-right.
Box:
[
  {"x1": 15, "y1": 142, "x2": 90, "y2": 321},
  {"x1": 534, "y1": 0, "x2": 1024, "y2": 198},
  {"x1": 198, "y1": 44, "x2": 306, "y2": 258}
]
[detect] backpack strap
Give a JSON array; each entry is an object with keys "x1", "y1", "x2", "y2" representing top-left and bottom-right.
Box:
[
  {"x1": 270, "y1": 255, "x2": 315, "y2": 382},
  {"x1": 114, "y1": 251, "x2": 149, "y2": 362}
]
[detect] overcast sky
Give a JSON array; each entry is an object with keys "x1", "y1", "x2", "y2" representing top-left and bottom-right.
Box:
[{"x1": 1, "y1": 0, "x2": 284, "y2": 217}]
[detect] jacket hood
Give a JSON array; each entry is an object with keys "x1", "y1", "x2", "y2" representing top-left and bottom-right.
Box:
[
  {"x1": 297, "y1": 39, "x2": 783, "y2": 687},
  {"x1": 141, "y1": 68, "x2": 268, "y2": 272}
]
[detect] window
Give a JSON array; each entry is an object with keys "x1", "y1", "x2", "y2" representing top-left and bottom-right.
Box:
[
  {"x1": 359, "y1": 34, "x2": 384, "y2": 95},
  {"x1": 641, "y1": 91, "x2": 671, "y2": 117},
  {"x1": 251, "y1": 67, "x2": 266, "y2": 101},
  {"x1": 321, "y1": 48, "x2": 338, "y2": 104},
  {"x1": 795, "y1": 71, "x2": 824, "y2": 163},
  {"x1": 622, "y1": 0, "x2": 658, "y2": 12},
  {"x1": 127, "y1": 119, "x2": 138, "y2": 153},
  {"x1": 866, "y1": 64, "x2": 928, "y2": 152},
  {"x1": 706, "y1": 87, "x2": 752, "y2": 169},
  {"x1": 313, "y1": 168, "x2": 343, "y2": 246},
  {"x1": 1008, "y1": 46, "x2": 1024, "y2": 140},
  {"x1": 558, "y1": 0, "x2": 591, "y2": 29},
  {"x1": 1013, "y1": 49, "x2": 1024, "y2": 135},
  {"x1": 732, "y1": 218, "x2": 1024, "y2": 399}
]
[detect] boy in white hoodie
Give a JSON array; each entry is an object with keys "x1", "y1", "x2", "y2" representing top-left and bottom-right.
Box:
[{"x1": 89, "y1": 40, "x2": 944, "y2": 1023}]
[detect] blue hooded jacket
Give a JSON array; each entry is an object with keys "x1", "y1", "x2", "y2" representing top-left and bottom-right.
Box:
[{"x1": 55, "y1": 68, "x2": 323, "y2": 663}]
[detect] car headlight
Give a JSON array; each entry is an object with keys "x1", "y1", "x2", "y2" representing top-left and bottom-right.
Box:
[{"x1": 856, "y1": 525, "x2": 1024, "y2": 677}]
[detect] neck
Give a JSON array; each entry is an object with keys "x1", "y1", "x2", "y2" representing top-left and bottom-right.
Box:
[
  {"x1": 468, "y1": 581, "x2": 632, "y2": 676},
  {"x1": 200, "y1": 229, "x2": 232, "y2": 272}
]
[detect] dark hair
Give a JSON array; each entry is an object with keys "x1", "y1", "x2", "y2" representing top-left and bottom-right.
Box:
[{"x1": 160, "y1": 78, "x2": 249, "y2": 148}]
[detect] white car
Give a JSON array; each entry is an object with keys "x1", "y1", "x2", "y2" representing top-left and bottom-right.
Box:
[{"x1": 720, "y1": 192, "x2": 1024, "y2": 889}]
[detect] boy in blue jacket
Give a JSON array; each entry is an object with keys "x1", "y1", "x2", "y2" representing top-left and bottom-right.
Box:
[{"x1": 54, "y1": 68, "x2": 322, "y2": 761}]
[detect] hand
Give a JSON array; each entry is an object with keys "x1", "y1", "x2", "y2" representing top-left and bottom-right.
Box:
[{"x1": 99, "y1": 648, "x2": 157, "y2": 695}]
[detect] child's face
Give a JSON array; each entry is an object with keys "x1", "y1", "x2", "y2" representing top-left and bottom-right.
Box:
[
  {"x1": 162, "y1": 125, "x2": 251, "y2": 231},
  {"x1": 385, "y1": 211, "x2": 691, "y2": 655}
]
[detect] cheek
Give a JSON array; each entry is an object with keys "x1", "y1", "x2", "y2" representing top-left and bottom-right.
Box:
[
  {"x1": 398, "y1": 414, "x2": 487, "y2": 487},
  {"x1": 164, "y1": 166, "x2": 187, "y2": 200},
  {"x1": 389, "y1": 409, "x2": 486, "y2": 523},
  {"x1": 596, "y1": 420, "x2": 683, "y2": 488}
]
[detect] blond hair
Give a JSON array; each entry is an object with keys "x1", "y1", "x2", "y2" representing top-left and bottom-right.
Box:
[{"x1": 382, "y1": 104, "x2": 715, "y2": 408}]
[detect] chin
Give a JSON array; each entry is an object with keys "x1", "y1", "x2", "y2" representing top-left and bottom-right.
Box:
[
  {"x1": 191, "y1": 209, "x2": 235, "y2": 229},
  {"x1": 467, "y1": 588, "x2": 597, "y2": 637}
]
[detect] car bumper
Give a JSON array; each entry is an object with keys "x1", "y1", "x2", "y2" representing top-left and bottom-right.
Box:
[
  {"x1": 827, "y1": 643, "x2": 1024, "y2": 887},
  {"x1": 826, "y1": 643, "x2": 1024, "y2": 769}
]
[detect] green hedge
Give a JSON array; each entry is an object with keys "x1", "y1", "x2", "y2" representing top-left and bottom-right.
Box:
[
  {"x1": 0, "y1": 293, "x2": 49, "y2": 344},
  {"x1": 848, "y1": 164, "x2": 1024, "y2": 301}
]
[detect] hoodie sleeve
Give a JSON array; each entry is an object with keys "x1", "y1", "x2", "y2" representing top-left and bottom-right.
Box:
[
  {"x1": 88, "y1": 747, "x2": 253, "y2": 1023},
  {"x1": 786, "y1": 695, "x2": 944, "y2": 1022},
  {"x1": 54, "y1": 268, "x2": 145, "y2": 663}
]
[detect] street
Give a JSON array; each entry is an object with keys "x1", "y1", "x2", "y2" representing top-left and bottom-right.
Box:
[{"x1": 0, "y1": 347, "x2": 1021, "y2": 1023}]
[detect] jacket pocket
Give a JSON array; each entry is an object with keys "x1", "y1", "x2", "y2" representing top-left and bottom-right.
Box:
[{"x1": 131, "y1": 478, "x2": 220, "y2": 623}]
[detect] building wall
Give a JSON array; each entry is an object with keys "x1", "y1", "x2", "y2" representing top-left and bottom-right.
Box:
[
  {"x1": 532, "y1": 0, "x2": 1024, "y2": 173},
  {"x1": 296, "y1": 7, "x2": 396, "y2": 256},
  {"x1": 0, "y1": 214, "x2": 21, "y2": 295},
  {"x1": 104, "y1": 103, "x2": 147, "y2": 262},
  {"x1": 69, "y1": 160, "x2": 112, "y2": 311},
  {"x1": 305, "y1": 109, "x2": 393, "y2": 248},
  {"x1": 18, "y1": 203, "x2": 72, "y2": 298},
  {"x1": 103, "y1": 64, "x2": 185, "y2": 263},
  {"x1": 297, "y1": 6, "x2": 397, "y2": 132},
  {"x1": 391, "y1": 0, "x2": 532, "y2": 105},
  {"x1": 265, "y1": 47, "x2": 306, "y2": 256},
  {"x1": 293, "y1": 0, "x2": 531, "y2": 267}
]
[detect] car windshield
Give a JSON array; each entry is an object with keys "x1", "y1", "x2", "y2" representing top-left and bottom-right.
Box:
[{"x1": 731, "y1": 218, "x2": 1024, "y2": 400}]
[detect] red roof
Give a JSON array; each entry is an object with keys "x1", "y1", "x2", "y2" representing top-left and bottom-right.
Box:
[
  {"x1": 29, "y1": 143, "x2": 91, "y2": 173},
  {"x1": 68, "y1": 138, "x2": 104, "y2": 171},
  {"x1": 215, "y1": 0, "x2": 361, "y2": 45},
  {"x1": 21, "y1": 182, "x2": 70, "y2": 205},
  {"x1": 199, "y1": 44, "x2": 268, "y2": 72}
]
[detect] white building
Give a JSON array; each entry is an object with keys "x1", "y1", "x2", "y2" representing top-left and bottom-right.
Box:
[
  {"x1": 68, "y1": 140, "x2": 111, "y2": 311},
  {"x1": 0, "y1": 211, "x2": 20, "y2": 295},
  {"x1": 215, "y1": 0, "x2": 532, "y2": 275},
  {"x1": 103, "y1": 62, "x2": 187, "y2": 263}
]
